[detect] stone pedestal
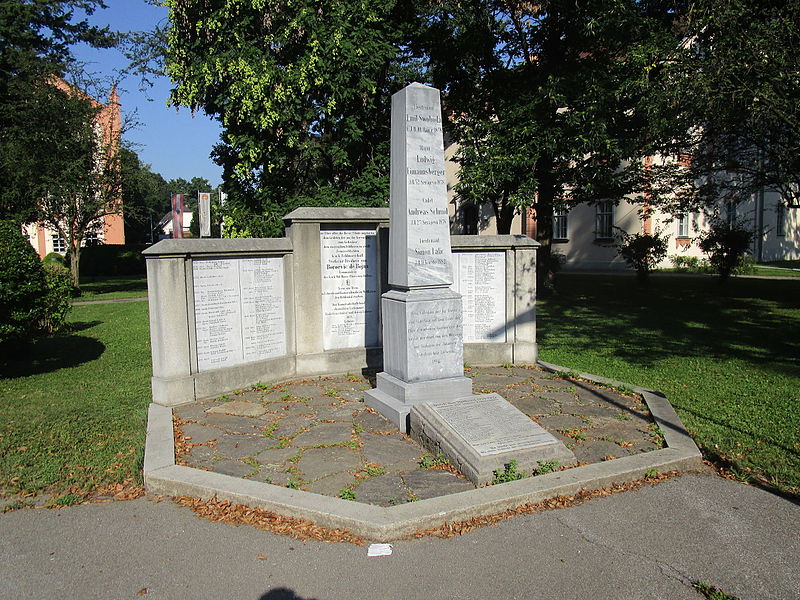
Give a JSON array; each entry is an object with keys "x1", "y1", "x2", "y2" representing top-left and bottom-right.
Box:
[{"x1": 365, "y1": 83, "x2": 474, "y2": 430}]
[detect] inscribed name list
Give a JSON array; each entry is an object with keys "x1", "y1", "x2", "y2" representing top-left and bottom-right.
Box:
[
  {"x1": 320, "y1": 230, "x2": 379, "y2": 349},
  {"x1": 430, "y1": 395, "x2": 557, "y2": 456},
  {"x1": 193, "y1": 257, "x2": 286, "y2": 371},
  {"x1": 391, "y1": 84, "x2": 454, "y2": 287},
  {"x1": 452, "y1": 252, "x2": 507, "y2": 343}
]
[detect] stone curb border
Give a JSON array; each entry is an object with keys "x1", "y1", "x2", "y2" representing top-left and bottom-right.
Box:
[{"x1": 144, "y1": 361, "x2": 704, "y2": 541}]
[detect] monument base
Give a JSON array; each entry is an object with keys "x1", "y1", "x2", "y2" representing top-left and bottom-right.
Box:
[
  {"x1": 410, "y1": 393, "x2": 576, "y2": 485},
  {"x1": 364, "y1": 372, "x2": 472, "y2": 431}
]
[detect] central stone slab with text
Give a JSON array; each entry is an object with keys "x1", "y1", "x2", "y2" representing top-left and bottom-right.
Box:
[{"x1": 365, "y1": 82, "x2": 574, "y2": 482}]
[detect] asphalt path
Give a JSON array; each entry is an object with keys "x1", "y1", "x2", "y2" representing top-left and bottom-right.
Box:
[{"x1": 1, "y1": 473, "x2": 797, "y2": 600}]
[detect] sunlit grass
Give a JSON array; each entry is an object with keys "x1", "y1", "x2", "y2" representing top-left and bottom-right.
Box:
[
  {"x1": 0, "y1": 302, "x2": 151, "y2": 499},
  {"x1": 538, "y1": 273, "x2": 800, "y2": 497}
]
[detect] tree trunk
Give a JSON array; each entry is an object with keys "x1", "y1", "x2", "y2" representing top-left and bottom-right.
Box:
[
  {"x1": 534, "y1": 157, "x2": 557, "y2": 293},
  {"x1": 69, "y1": 242, "x2": 81, "y2": 292}
]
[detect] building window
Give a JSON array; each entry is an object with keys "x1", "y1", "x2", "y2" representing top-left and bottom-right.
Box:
[
  {"x1": 595, "y1": 202, "x2": 614, "y2": 239},
  {"x1": 776, "y1": 204, "x2": 786, "y2": 237},
  {"x1": 52, "y1": 234, "x2": 66, "y2": 253},
  {"x1": 84, "y1": 228, "x2": 100, "y2": 246},
  {"x1": 553, "y1": 210, "x2": 568, "y2": 240},
  {"x1": 677, "y1": 214, "x2": 689, "y2": 238}
]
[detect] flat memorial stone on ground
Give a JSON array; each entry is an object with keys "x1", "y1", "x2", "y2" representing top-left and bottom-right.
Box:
[{"x1": 410, "y1": 393, "x2": 576, "y2": 485}]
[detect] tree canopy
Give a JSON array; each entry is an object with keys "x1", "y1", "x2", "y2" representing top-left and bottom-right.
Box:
[
  {"x1": 166, "y1": 0, "x2": 422, "y2": 236},
  {"x1": 658, "y1": 0, "x2": 800, "y2": 209}
]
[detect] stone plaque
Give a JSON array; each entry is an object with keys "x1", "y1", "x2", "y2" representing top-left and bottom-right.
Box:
[
  {"x1": 429, "y1": 395, "x2": 555, "y2": 456},
  {"x1": 452, "y1": 252, "x2": 507, "y2": 343},
  {"x1": 320, "y1": 229, "x2": 379, "y2": 349},
  {"x1": 193, "y1": 257, "x2": 286, "y2": 371},
  {"x1": 400, "y1": 294, "x2": 463, "y2": 381},
  {"x1": 389, "y1": 83, "x2": 454, "y2": 288}
]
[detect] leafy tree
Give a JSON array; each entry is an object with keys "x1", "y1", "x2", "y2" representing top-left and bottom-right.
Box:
[
  {"x1": 659, "y1": 1, "x2": 800, "y2": 209},
  {"x1": 414, "y1": 0, "x2": 687, "y2": 288},
  {"x1": 698, "y1": 218, "x2": 755, "y2": 282},
  {"x1": 119, "y1": 147, "x2": 170, "y2": 243},
  {"x1": 165, "y1": 0, "x2": 422, "y2": 234},
  {"x1": 35, "y1": 83, "x2": 123, "y2": 289},
  {"x1": 615, "y1": 228, "x2": 669, "y2": 283},
  {"x1": 0, "y1": 0, "x2": 114, "y2": 223}
]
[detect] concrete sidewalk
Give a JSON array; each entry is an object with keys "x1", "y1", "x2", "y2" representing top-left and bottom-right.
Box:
[{"x1": 2, "y1": 473, "x2": 797, "y2": 600}]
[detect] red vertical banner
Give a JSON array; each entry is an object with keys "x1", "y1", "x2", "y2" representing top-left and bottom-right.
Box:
[{"x1": 171, "y1": 193, "x2": 185, "y2": 239}]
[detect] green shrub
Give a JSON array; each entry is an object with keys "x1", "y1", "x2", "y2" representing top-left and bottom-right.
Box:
[
  {"x1": 42, "y1": 252, "x2": 66, "y2": 268},
  {"x1": 698, "y1": 219, "x2": 755, "y2": 282},
  {"x1": 615, "y1": 229, "x2": 669, "y2": 282},
  {"x1": 0, "y1": 221, "x2": 49, "y2": 346},
  {"x1": 39, "y1": 263, "x2": 72, "y2": 333}
]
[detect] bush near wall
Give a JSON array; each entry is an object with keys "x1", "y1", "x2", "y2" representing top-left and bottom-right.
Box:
[
  {"x1": 75, "y1": 244, "x2": 149, "y2": 277},
  {"x1": 0, "y1": 220, "x2": 48, "y2": 346}
]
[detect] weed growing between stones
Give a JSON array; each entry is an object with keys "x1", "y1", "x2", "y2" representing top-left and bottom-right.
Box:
[{"x1": 492, "y1": 460, "x2": 525, "y2": 484}]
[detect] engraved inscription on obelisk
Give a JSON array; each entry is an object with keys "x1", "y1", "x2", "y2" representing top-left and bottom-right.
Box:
[{"x1": 365, "y1": 83, "x2": 472, "y2": 429}]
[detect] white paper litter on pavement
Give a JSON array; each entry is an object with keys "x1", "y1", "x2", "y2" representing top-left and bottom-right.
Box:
[{"x1": 367, "y1": 543, "x2": 393, "y2": 557}]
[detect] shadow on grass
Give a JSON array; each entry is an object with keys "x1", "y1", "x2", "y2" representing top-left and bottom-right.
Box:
[
  {"x1": 0, "y1": 329, "x2": 105, "y2": 378},
  {"x1": 78, "y1": 276, "x2": 147, "y2": 296},
  {"x1": 540, "y1": 274, "x2": 800, "y2": 378}
]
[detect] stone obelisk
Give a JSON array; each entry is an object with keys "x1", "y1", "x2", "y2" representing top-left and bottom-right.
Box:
[{"x1": 365, "y1": 83, "x2": 472, "y2": 430}]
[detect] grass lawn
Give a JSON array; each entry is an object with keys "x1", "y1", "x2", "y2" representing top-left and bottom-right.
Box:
[
  {"x1": 0, "y1": 301, "x2": 151, "y2": 504},
  {"x1": 76, "y1": 275, "x2": 148, "y2": 301},
  {"x1": 538, "y1": 273, "x2": 800, "y2": 498},
  {"x1": 2, "y1": 272, "x2": 798, "y2": 504}
]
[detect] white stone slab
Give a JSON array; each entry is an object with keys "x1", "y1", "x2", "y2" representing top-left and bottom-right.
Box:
[
  {"x1": 389, "y1": 83, "x2": 454, "y2": 288},
  {"x1": 410, "y1": 394, "x2": 576, "y2": 484},
  {"x1": 193, "y1": 257, "x2": 286, "y2": 372},
  {"x1": 428, "y1": 395, "x2": 554, "y2": 456},
  {"x1": 452, "y1": 252, "x2": 507, "y2": 343},
  {"x1": 320, "y1": 229, "x2": 379, "y2": 350}
]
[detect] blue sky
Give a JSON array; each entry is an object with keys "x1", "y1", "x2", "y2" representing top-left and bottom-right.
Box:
[{"x1": 72, "y1": 1, "x2": 223, "y2": 186}]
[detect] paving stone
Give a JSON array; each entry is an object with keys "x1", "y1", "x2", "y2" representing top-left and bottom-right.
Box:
[
  {"x1": 571, "y1": 440, "x2": 629, "y2": 463},
  {"x1": 207, "y1": 400, "x2": 266, "y2": 418},
  {"x1": 279, "y1": 383, "x2": 329, "y2": 399},
  {"x1": 562, "y1": 403, "x2": 619, "y2": 420},
  {"x1": 471, "y1": 373, "x2": 530, "y2": 387},
  {"x1": 537, "y1": 377, "x2": 582, "y2": 390},
  {"x1": 533, "y1": 390, "x2": 580, "y2": 404},
  {"x1": 296, "y1": 446, "x2": 361, "y2": 481},
  {"x1": 336, "y1": 389, "x2": 367, "y2": 402},
  {"x1": 203, "y1": 413, "x2": 264, "y2": 434},
  {"x1": 254, "y1": 447, "x2": 297, "y2": 468},
  {"x1": 260, "y1": 415, "x2": 311, "y2": 439},
  {"x1": 173, "y1": 402, "x2": 215, "y2": 422},
  {"x1": 184, "y1": 444, "x2": 215, "y2": 466},
  {"x1": 509, "y1": 396, "x2": 559, "y2": 416},
  {"x1": 257, "y1": 470, "x2": 293, "y2": 486},
  {"x1": 304, "y1": 472, "x2": 360, "y2": 496},
  {"x1": 352, "y1": 474, "x2": 409, "y2": 506},
  {"x1": 211, "y1": 459, "x2": 257, "y2": 478},
  {"x1": 179, "y1": 423, "x2": 221, "y2": 444},
  {"x1": 538, "y1": 414, "x2": 587, "y2": 431},
  {"x1": 360, "y1": 432, "x2": 423, "y2": 471},
  {"x1": 632, "y1": 439, "x2": 661, "y2": 453},
  {"x1": 291, "y1": 422, "x2": 354, "y2": 447},
  {"x1": 589, "y1": 421, "x2": 649, "y2": 443},
  {"x1": 354, "y1": 410, "x2": 396, "y2": 432},
  {"x1": 323, "y1": 403, "x2": 361, "y2": 421},
  {"x1": 214, "y1": 434, "x2": 271, "y2": 459},
  {"x1": 402, "y1": 469, "x2": 474, "y2": 500},
  {"x1": 261, "y1": 400, "x2": 314, "y2": 417}
]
